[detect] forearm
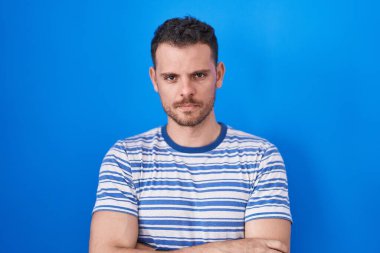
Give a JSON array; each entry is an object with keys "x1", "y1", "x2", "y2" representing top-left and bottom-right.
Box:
[
  {"x1": 91, "y1": 242, "x2": 218, "y2": 253},
  {"x1": 92, "y1": 241, "x2": 228, "y2": 253},
  {"x1": 93, "y1": 248, "x2": 153, "y2": 253},
  {"x1": 93, "y1": 239, "x2": 286, "y2": 253},
  {"x1": 90, "y1": 243, "x2": 154, "y2": 253},
  {"x1": 173, "y1": 240, "x2": 233, "y2": 253},
  {"x1": 245, "y1": 219, "x2": 291, "y2": 252},
  {"x1": 178, "y1": 238, "x2": 288, "y2": 253}
]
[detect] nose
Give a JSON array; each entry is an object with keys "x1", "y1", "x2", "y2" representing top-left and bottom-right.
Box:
[{"x1": 180, "y1": 78, "x2": 196, "y2": 97}]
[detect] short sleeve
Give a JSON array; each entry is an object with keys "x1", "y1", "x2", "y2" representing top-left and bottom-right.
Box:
[
  {"x1": 92, "y1": 140, "x2": 138, "y2": 217},
  {"x1": 245, "y1": 143, "x2": 292, "y2": 223}
]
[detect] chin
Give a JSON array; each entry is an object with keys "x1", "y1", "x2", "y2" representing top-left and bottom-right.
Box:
[{"x1": 176, "y1": 115, "x2": 208, "y2": 127}]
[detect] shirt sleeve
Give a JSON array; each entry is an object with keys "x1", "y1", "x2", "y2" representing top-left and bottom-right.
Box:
[
  {"x1": 92, "y1": 140, "x2": 138, "y2": 217},
  {"x1": 245, "y1": 143, "x2": 292, "y2": 223}
]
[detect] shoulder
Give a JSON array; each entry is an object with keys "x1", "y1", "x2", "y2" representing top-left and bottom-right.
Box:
[
  {"x1": 114, "y1": 126, "x2": 163, "y2": 151},
  {"x1": 224, "y1": 124, "x2": 276, "y2": 151}
]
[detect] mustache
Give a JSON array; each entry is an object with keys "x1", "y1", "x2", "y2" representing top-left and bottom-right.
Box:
[{"x1": 173, "y1": 98, "x2": 202, "y2": 108}]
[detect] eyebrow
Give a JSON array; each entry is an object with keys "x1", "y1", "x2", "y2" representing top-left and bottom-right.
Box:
[{"x1": 160, "y1": 69, "x2": 211, "y2": 77}]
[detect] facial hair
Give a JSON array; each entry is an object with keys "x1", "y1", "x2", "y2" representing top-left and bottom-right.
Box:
[{"x1": 162, "y1": 90, "x2": 216, "y2": 127}]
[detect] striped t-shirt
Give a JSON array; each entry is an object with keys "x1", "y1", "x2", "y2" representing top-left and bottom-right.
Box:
[{"x1": 93, "y1": 123, "x2": 292, "y2": 250}]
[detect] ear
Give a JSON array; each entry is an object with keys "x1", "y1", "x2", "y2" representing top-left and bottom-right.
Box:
[
  {"x1": 149, "y1": 67, "x2": 159, "y2": 92},
  {"x1": 215, "y1": 62, "x2": 225, "y2": 89}
]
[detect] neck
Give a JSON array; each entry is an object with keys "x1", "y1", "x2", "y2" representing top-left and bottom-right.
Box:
[{"x1": 166, "y1": 112, "x2": 221, "y2": 148}]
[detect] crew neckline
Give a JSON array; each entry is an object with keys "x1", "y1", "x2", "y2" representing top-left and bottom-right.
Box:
[{"x1": 161, "y1": 122, "x2": 227, "y2": 153}]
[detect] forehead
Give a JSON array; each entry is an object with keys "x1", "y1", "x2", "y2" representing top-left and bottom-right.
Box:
[{"x1": 155, "y1": 43, "x2": 214, "y2": 72}]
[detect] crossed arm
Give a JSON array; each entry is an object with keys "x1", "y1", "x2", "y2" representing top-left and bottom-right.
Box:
[{"x1": 89, "y1": 211, "x2": 291, "y2": 253}]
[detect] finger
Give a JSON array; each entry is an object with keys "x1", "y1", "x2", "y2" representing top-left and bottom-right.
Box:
[
  {"x1": 265, "y1": 239, "x2": 288, "y2": 253},
  {"x1": 267, "y1": 249, "x2": 284, "y2": 253},
  {"x1": 136, "y1": 243, "x2": 155, "y2": 251}
]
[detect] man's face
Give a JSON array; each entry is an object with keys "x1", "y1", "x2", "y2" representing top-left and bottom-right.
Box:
[{"x1": 149, "y1": 43, "x2": 225, "y2": 127}]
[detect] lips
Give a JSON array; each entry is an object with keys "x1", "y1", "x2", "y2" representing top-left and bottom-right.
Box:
[
  {"x1": 178, "y1": 103, "x2": 198, "y2": 107},
  {"x1": 175, "y1": 102, "x2": 200, "y2": 108}
]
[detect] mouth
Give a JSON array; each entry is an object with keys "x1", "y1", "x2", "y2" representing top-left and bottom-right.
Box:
[
  {"x1": 177, "y1": 103, "x2": 199, "y2": 108},
  {"x1": 175, "y1": 103, "x2": 200, "y2": 112}
]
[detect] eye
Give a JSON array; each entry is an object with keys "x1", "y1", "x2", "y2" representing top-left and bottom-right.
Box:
[
  {"x1": 164, "y1": 74, "x2": 177, "y2": 82},
  {"x1": 193, "y1": 72, "x2": 207, "y2": 79}
]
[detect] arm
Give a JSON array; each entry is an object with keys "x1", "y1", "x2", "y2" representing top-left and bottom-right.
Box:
[
  {"x1": 243, "y1": 142, "x2": 292, "y2": 251},
  {"x1": 89, "y1": 211, "x2": 288, "y2": 253},
  {"x1": 90, "y1": 140, "x2": 145, "y2": 253},
  {"x1": 90, "y1": 141, "x2": 291, "y2": 253},
  {"x1": 89, "y1": 211, "x2": 154, "y2": 253},
  {"x1": 245, "y1": 218, "x2": 291, "y2": 252}
]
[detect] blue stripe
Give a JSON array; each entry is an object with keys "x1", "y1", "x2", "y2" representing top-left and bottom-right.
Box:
[
  {"x1": 127, "y1": 162, "x2": 258, "y2": 171},
  {"x1": 139, "y1": 206, "x2": 244, "y2": 212},
  {"x1": 140, "y1": 226, "x2": 244, "y2": 232},
  {"x1": 250, "y1": 194, "x2": 289, "y2": 201},
  {"x1": 102, "y1": 160, "x2": 131, "y2": 173},
  {"x1": 123, "y1": 146, "x2": 268, "y2": 156},
  {"x1": 139, "y1": 219, "x2": 244, "y2": 227},
  {"x1": 99, "y1": 175, "x2": 127, "y2": 183},
  {"x1": 245, "y1": 216, "x2": 293, "y2": 223},
  {"x1": 124, "y1": 131, "x2": 264, "y2": 143},
  {"x1": 97, "y1": 192, "x2": 136, "y2": 203},
  {"x1": 127, "y1": 138, "x2": 266, "y2": 147},
  {"x1": 257, "y1": 165, "x2": 286, "y2": 175},
  {"x1": 139, "y1": 196, "x2": 247, "y2": 202},
  {"x1": 138, "y1": 178, "x2": 251, "y2": 184},
  {"x1": 246, "y1": 203, "x2": 290, "y2": 209},
  {"x1": 104, "y1": 154, "x2": 130, "y2": 166},
  {"x1": 245, "y1": 211, "x2": 291, "y2": 220},
  {"x1": 133, "y1": 160, "x2": 261, "y2": 168},
  {"x1": 99, "y1": 169, "x2": 124, "y2": 178},
  {"x1": 247, "y1": 199, "x2": 289, "y2": 207},
  {"x1": 138, "y1": 237, "x2": 203, "y2": 249},
  {"x1": 139, "y1": 199, "x2": 246, "y2": 207},
  {"x1": 139, "y1": 237, "x2": 232, "y2": 249},
  {"x1": 127, "y1": 151, "x2": 263, "y2": 159},
  {"x1": 141, "y1": 215, "x2": 243, "y2": 221},
  {"x1": 255, "y1": 182, "x2": 288, "y2": 190},
  {"x1": 259, "y1": 177, "x2": 287, "y2": 183},
  {"x1": 123, "y1": 133, "x2": 159, "y2": 142},
  {"x1": 139, "y1": 234, "x2": 239, "y2": 241},
  {"x1": 132, "y1": 168, "x2": 253, "y2": 175},
  {"x1": 96, "y1": 196, "x2": 137, "y2": 205},
  {"x1": 98, "y1": 179, "x2": 133, "y2": 189},
  {"x1": 136, "y1": 186, "x2": 250, "y2": 194},
  {"x1": 94, "y1": 205, "x2": 137, "y2": 215},
  {"x1": 139, "y1": 180, "x2": 250, "y2": 189}
]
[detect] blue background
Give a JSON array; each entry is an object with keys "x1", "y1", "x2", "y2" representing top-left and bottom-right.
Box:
[{"x1": 1, "y1": 0, "x2": 379, "y2": 252}]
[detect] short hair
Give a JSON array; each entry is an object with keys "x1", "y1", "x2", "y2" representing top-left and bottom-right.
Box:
[{"x1": 151, "y1": 16, "x2": 218, "y2": 68}]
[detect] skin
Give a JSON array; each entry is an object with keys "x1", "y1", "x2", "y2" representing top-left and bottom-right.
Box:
[
  {"x1": 89, "y1": 42, "x2": 291, "y2": 253},
  {"x1": 150, "y1": 43, "x2": 224, "y2": 148}
]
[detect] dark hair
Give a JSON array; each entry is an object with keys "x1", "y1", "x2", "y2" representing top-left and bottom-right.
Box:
[{"x1": 151, "y1": 16, "x2": 218, "y2": 68}]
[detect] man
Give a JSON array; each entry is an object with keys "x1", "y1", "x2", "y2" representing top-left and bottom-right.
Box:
[{"x1": 90, "y1": 16, "x2": 292, "y2": 253}]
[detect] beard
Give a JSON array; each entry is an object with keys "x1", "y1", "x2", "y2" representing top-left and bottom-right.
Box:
[{"x1": 162, "y1": 91, "x2": 216, "y2": 127}]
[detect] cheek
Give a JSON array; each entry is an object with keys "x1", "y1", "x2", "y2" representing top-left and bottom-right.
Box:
[
  {"x1": 158, "y1": 89, "x2": 175, "y2": 105},
  {"x1": 203, "y1": 85, "x2": 216, "y2": 97}
]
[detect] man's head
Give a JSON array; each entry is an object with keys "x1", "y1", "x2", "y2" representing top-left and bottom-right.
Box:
[
  {"x1": 151, "y1": 16, "x2": 218, "y2": 68},
  {"x1": 149, "y1": 17, "x2": 225, "y2": 127}
]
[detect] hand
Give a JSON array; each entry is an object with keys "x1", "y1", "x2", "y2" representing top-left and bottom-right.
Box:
[
  {"x1": 136, "y1": 243, "x2": 155, "y2": 251},
  {"x1": 215, "y1": 238, "x2": 288, "y2": 253}
]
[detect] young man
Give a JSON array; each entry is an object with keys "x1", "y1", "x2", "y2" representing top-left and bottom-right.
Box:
[{"x1": 90, "y1": 16, "x2": 292, "y2": 253}]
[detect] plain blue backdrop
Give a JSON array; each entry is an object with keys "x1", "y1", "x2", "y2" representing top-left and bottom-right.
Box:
[{"x1": 1, "y1": 0, "x2": 379, "y2": 252}]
